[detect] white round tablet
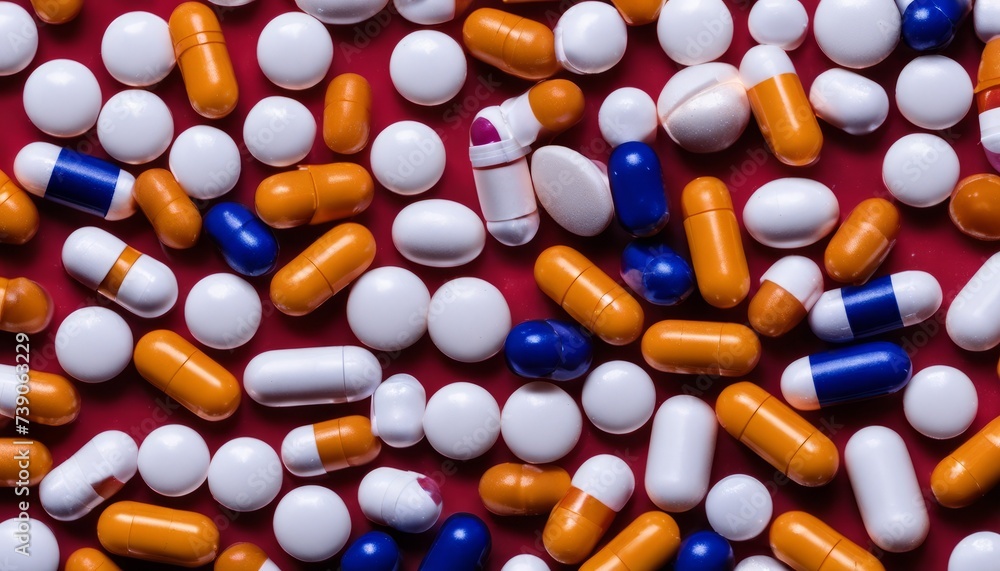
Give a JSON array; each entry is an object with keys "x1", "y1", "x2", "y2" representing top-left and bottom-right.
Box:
[
  {"x1": 903, "y1": 365, "x2": 978, "y2": 440},
  {"x1": 208, "y1": 437, "x2": 283, "y2": 512},
  {"x1": 273, "y1": 485, "x2": 351, "y2": 562},
  {"x1": 243, "y1": 96, "x2": 317, "y2": 168},
  {"x1": 705, "y1": 474, "x2": 773, "y2": 541},
  {"x1": 97, "y1": 90, "x2": 174, "y2": 165},
  {"x1": 370, "y1": 121, "x2": 446, "y2": 195},
  {"x1": 895, "y1": 55, "x2": 973, "y2": 130},
  {"x1": 257, "y1": 12, "x2": 332, "y2": 90},
  {"x1": 296, "y1": 0, "x2": 389, "y2": 24},
  {"x1": 501, "y1": 381, "x2": 582, "y2": 464},
  {"x1": 554, "y1": 2, "x2": 627, "y2": 74},
  {"x1": 55, "y1": 307, "x2": 133, "y2": 384},
  {"x1": 346, "y1": 266, "x2": 430, "y2": 351},
  {"x1": 0, "y1": 3, "x2": 37, "y2": 76},
  {"x1": 657, "y1": 62, "x2": 750, "y2": 154},
  {"x1": 390, "y1": 30, "x2": 467, "y2": 106},
  {"x1": 423, "y1": 382, "x2": 501, "y2": 460},
  {"x1": 882, "y1": 133, "x2": 960, "y2": 208},
  {"x1": 735, "y1": 555, "x2": 791, "y2": 571},
  {"x1": 170, "y1": 125, "x2": 242, "y2": 200},
  {"x1": 599, "y1": 87, "x2": 657, "y2": 147},
  {"x1": 949, "y1": 531, "x2": 1000, "y2": 571},
  {"x1": 23, "y1": 59, "x2": 102, "y2": 138},
  {"x1": 138, "y1": 424, "x2": 211, "y2": 497},
  {"x1": 0, "y1": 518, "x2": 58, "y2": 571},
  {"x1": 657, "y1": 0, "x2": 733, "y2": 66},
  {"x1": 813, "y1": 0, "x2": 900, "y2": 69},
  {"x1": 101, "y1": 11, "x2": 175, "y2": 86},
  {"x1": 185, "y1": 273, "x2": 262, "y2": 350},
  {"x1": 748, "y1": 0, "x2": 809, "y2": 50},
  {"x1": 427, "y1": 277, "x2": 511, "y2": 363},
  {"x1": 581, "y1": 361, "x2": 655, "y2": 434}
]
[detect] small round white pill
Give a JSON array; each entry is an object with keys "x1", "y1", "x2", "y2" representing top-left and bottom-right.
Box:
[
  {"x1": 657, "y1": 62, "x2": 750, "y2": 153},
  {"x1": 23, "y1": 59, "x2": 102, "y2": 138},
  {"x1": 184, "y1": 273, "x2": 262, "y2": 350},
  {"x1": 0, "y1": 518, "x2": 58, "y2": 571},
  {"x1": 257, "y1": 12, "x2": 332, "y2": 90},
  {"x1": 243, "y1": 96, "x2": 317, "y2": 168},
  {"x1": 554, "y1": 1, "x2": 627, "y2": 74},
  {"x1": 735, "y1": 555, "x2": 791, "y2": 570},
  {"x1": 371, "y1": 373, "x2": 427, "y2": 448},
  {"x1": 502, "y1": 554, "x2": 552, "y2": 571},
  {"x1": 743, "y1": 178, "x2": 839, "y2": 249},
  {"x1": 599, "y1": 87, "x2": 657, "y2": 147},
  {"x1": 390, "y1": 30, "x2": 467, "y2": 106},
  {"x1": 882, "y1": 133, "x2": 960, "y2": 208},
  {"x1": 391, "y1": 199, "x2": 486, "y2": 267},
  {"x1": 895, "y1": 55, "x2": 973, "y2": 130},
  {"x1": 530, "y1": 145, "x2": 615, "y2": 237},
  {"x1": 347, "y1": 266, "x2": 430, "y2": 351},
  {"x1": 101, "y1": 11, "x2": 175, "y2": 86},
  {"x1": 55, "y1": 307, "x2": 133, "y2": 384},
  {"x1": 424, "y1": 382, "x2": 501, "y2": 460},
  {"x1": 809, "y1": 68, "x2": 889, "y2": 135},
  {"x1": 657, "y1": 0, "x2": 733, "y2": 66},
  {"x1": 170, "y1": 125, "x2": 242, "y2": 200},
  {"x1": 137, "y1": 424, "x2": 211, "y2": 497},
  {"x1": 500, "y1": 381, "x2": 582, "y2": 464},
  {"x1": 97, "y1": 90, "x2": 174, "y2": 165},
  {"x1": 749, "y1": 0, "x2": 808, "y2": 50},
  {"x1": 903, "y1": 365, "x2": 978, "y2": 440},
  {"x1": 208, "y1": 437, "x2": 283, "y2": 512},
  {"x1": 582, "y1": 361, "x2": 655, "y2": 434},
  {"x1": 0, "y1": 3, "x2": 37, "y2": 76},
  {"x1": 273, "y1": 485, "x2": 351, "y2": 561},
  {"x1": 949, "y1": 531, "x2": 1000, "y2": 571},
  {"x1": 295, "y1": 0, "x2": 389, "y2": 24},
  {"x1": 427, "y1": 277, "x2": 511, "y2": 363},
  {"x1": 813, "y1": 0, "x2": 900, "y2": 69},
  {"x1": 370, "y1": 121, "x2": 446, "y2": 195},
  {"x1": 705, "y1": 474, "x2": 773, "y2": 541}
]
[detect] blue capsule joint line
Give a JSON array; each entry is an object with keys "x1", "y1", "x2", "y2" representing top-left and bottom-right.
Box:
[{"x1": 48, "y1": 148, "x2": 119, "y2": 216}]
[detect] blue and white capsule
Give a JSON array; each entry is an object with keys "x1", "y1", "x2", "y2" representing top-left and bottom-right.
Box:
[
  {"x1": 809, "y1": 271, "x2": 942, "y2": 343},
  {"x1": 899, "y1": 0, "x2": 971, "y2": 51},
  {"x1": 419, "y1": 513, "x2": 491, "y2": 571},
  {"x1": 504, "y1": 319, "x2": 592, "y2": 381},
  {"x1": 204, "y1": 202, "x2": 279, "y2": 277},
  {"x1": 14, "y1": 142, "x2": 136, "y2": 220},
  {"x1": 620, "y1": 240, "x2": 695, "y2": 306},
  {"x1": 608, "y1": 141, "x2": 669, "y2": 237},
  {"x1": 781, "y1": 341, "x2": 913, "y2": 411},
  {"x1": 341, "y1": 531, "x2": 401, "y2": 571}
]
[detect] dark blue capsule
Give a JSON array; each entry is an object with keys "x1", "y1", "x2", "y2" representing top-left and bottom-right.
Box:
[
  {"x1": 798, "y1": 341, "x2": 913, "y2": 408},
  {"x1": 901, "y1": 0, "x2": 970, "y2": 51},
  {"x1": 341, "y1": 531, "x2": 401, "y2": 571},
  {"x1": 608, "y1": 141, "x2": 669, "y2": 237},
  {"x1": 504, "y1": 319, "x2": 592, "y2": 381},
  {"x1": 419, "y1": 513, "x2": 491, "y2": 571},
  {"x1": 674, "y1": 531, "x2": 734, "y2": 571},
  {"x1": 620, "y1": 240, "x2": 695, "y2": 306},
  {"x1": 204, "y1": 202, "x2": 279, "y2": 277}
]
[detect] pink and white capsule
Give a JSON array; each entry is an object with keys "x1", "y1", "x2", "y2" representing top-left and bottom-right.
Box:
[
  {"x1": 40, "y1": 430, "x2": 138, "y2": 521},
  {"x1": 645, "y1": 395, "x2": 717, "y2": 512},
  {"x1": 358, "y1": 467, "x2": 443, "y2": 533}
]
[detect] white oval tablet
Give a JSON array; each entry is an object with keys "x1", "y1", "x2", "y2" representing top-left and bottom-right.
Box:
[
  {"x1": 98, "y1": 90, "x2": 174, "y2": 165},
  {"x1": 813, "y1": 0, "x2": 900, "y2": 68},
  {"x1": 599, "y1": 87, "x2": 657, "y2": 148},
  {"x1": 257, "y1": 12, "x2": 333, "y2": 90},
  {"x1": 370, "y1": 121, "x2": 445, "y2": 195},
  {"x1": 23, "y1": 59, "x2": 102, "y2": 138},
  {"x1": 903, "y1": 365, "x2": 978, "y2": 439},
  {"x1": 392, "y1": 199, "x2": 486, "y2": 267},
  {"x1": 244, "y1": 96, "x2": 317, "y2": 168},
  {"x1": 423, "y1": 382, "x2": 500, "y2": 460},
  {"x1": 138, "y1": 424, "x2": 211, "y2": 497},
  {"x1": 208, "y1": 437, "x2": 282, "y2": 512},
  {"x1": 371, "y1": 373, "x2": 426, "y2": 448},
  {"x1": 0, "y1": 3, "x2": 36, "y2": 76},
  {"x1": 0, "y1": 518, "x2": 58, "y2": 571},
  {"x1": 882, "y1": 133, "x2": 960, "y2": 208},
  {"x1": 748, "y1": 0, "x2": 808, "y2": 50},
  {"x1": 646, "y1": 395, "x2": 717, "y2": 512},
  {"x1": 390, "y1": 30, "x2": 467, "y2": 106},
  {"x1": 428, "y1": 277, "x2": 511, "y2": 363},
  {"x1": 554, "y1": 1, "x2": 627, "y2": 74},
  {"x1": 743, "y1": 178, "x2": 839, "y2": 248},
  {"x1": 500, "y1": 381, "x2": 582, "y2": 464},
  {"x1": 657, "y1": 62, "x2": 750, "y2": 153},
  {"x1": 530, "y1": 145, "x2": 615, "y2": 237},
  {"x1": 347, "y1": 266, "x2": 430, "y2": 351},
  {"x1": 101, "y1": 11, "x2": 174, "y2": 86},
  {"x1": 582, "y1": 361, "x2": 655, "y2": 435},
  {"x1": 55, "y1": 307, "x2": 133, "y2": 384},
  {"x1": 273, "y1": 485, "x2": 351, "y2": 561},
  {"x1": 809, "y1": 68, "x2": 889, "y2": 136},
  {"x1": 657, "y1": 0, "x2": 733, "y2": 66},
  {"x1": 185, "y1": 273, "x2": 262, "y2": 350},
  {"x1": 170, "y1": 125, "x2": 242, "y2": 200},
  {"x1": 895, "y1": 55, "x2": 973, "y2": 130},
  {"x1": 949, "y1": 531, "x2": 1000, "y2": 571},
  {"x1": 705, "y1": 474, "x2": 773, "y2": 541}
]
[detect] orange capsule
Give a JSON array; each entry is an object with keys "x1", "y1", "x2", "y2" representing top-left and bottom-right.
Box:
[
  {"x1": 1, "y1": 366, "x2": 80, "y2": 426},
  {"x1": 931, "y1": 415, "x2": 1000, "y2": 508},
  {"x1": 748, "y1": 256, "x2": 824, "y2": 337},
  {"x1": 215, "y1": 542, "x2": 276, "y2": 571},
  {"x1": 0, "y1": 170, "x2": 38, "y2": 245},
  {"x1": 949, "y1": 174, "x2": 1000, "y2": 241},
  {"x1": 681, "y1": 177, "x2": 750, "y2": 309},
  {"x1": 255, "y1": 164, "x2": 374, "y2": 229},
  {"x1": 534, "y1": 245, "x2": 644, "y2": 346},
  {"x1": 0, "y1": 438, "x2": 52, "y2": 486},
  {"x1": 282, "y1": 415, "x2": 381, "y2": 477},
  {"x1": 133, "y1": 330, "x2": 241, "y2": 421},
  {"x1": 0, "y1": 276, "x2": 53, "y2": 333},
  {"x1": 29, "y1": 0, "x2": 81, "y2": 24},
  {"x1": 716, "y1": 382, "x2": 839, "y2": 487},
  {"x1": 770, "y1": 511, "x2": 885, "y2": 571},
  {"x1": 324, "y1": 73, "x2": 372, "y2": 155},
  {"x1": 462, "y1": 8, "x2": 559, "y2": 80},
  {"x1": 66, "y1": 547, "x2": 122, "y2": 571},
  {"x1": 133, "y1": 169, "x2": 202, "y2": 249},
  {"x1": 580, "y1": 511, "x2": 681, "y2": 571},
  {"x1": 98, "y1": 501, "x2": 219, "y2": 568},
  {"x1": 169, "y1": 2, "x2": 239, "y2": 119},
  {"x1": 609, "y1": 0, "x2": 663, "y2": 25},
  {"x1": 270, "y1": 222, "x2": 376, "y2": 316},
  {"x1": 641, "y1": 320, "x2": 761, "y2": 376},
  {"x1": 824, "y1": 198, "x2": 900, "y2": 284},
  {"x1": 479, "y1": 463, "x2": 571, "y2": 516}
]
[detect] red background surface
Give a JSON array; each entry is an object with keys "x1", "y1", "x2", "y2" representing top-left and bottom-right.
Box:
[{"x1": 1, "y1": 0, "x2": 998, "y2": 568}]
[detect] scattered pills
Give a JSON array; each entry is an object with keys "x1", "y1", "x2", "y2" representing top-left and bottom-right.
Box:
[
  {"x1": 809, "y1": 68, "x2": 890, "y2": 135},
  {"x1": 656, "y1": 0, "x2": 733, "y2": 66},
  {"x1": 185, "y1": 273, "x2": 262, "y2": 350},
  {"x1": 748, "y1": 0, "x2": 808, "y2": 50},
  {"x1": 358, "y1": 467, "x2": 443, "y2": 533},
  {"x1": 371, "y1": 373, "x2": 427, "y2": 448},
  {"x1": 101, "y1": 11, "x2": 175, "y2": 86},
  {"x1": 371, "y1": 121, "x2": 446, "y2": 195},
  {"x1": 23, "y1": 59, "x2": 101, "y2": 138},
  {"x1": 391, "y1": 199, "x2": 486, "y2": 267},
  {"x1": 949, "y1": 531, "x2": 1000, "y2": 570},
  {"x1": 501, "y1": 381, "x2": 583, "y2": 463},
  {"x1": 0, "y1": 3, "x2": 36, "y2": 76},
  {"x1": 599, "y1": 87, "x2": 657, "y2": 147},
  {"x1": 882, "y1": 133, "x2": 961, "y2": 207},
  {"x1": 55, "y1": 307, "x2": 133, "y2": 384},
  {"x1": 530, "y1": 145, "x2": 615, "y2": 237},
  {"x1": 895, "y1": 55, "x2": 973, "y2": 130},
  {"x1": 813, "y1": 0, "x2": 900, "y2": 68},
  {"x1": 553, "y1": 2, "x2": 627, "y2": 74},
  {"x1": 423, "y1": 382, "x2": 501, "y2": 460},
  {"x1": 170, "y1": 125, "x2": 242, "y2": 200},
  {"x1": 582, "y1": 361, "x2": 655, "y2": 435},
  {"x1": 427, "y1": 277, "x2": 511, "y2": 363},
  {"x1": 390, "y1": 30, "x2": 467, "y2": 105},
  {"x1": 347, "y1": 266, "x2": 430, "y2": 351},
  {"x1": 904, "y1": 365, "x2": 978, "y2": 439},
  {"x1": 706, "y1": 475, "x2": 773, "y2": 541},
  {"x1": 243, "y1": 96, "x2": 317, "y2": 167},
  {"x1": 40, "y1": 430, "x2": 138, "y2": 521},
  {"x1": 97, "y1": 90, "x2": 174, "y2": 165},
  {"x1": 208, "y1": 437, "x2": 282, "y2": 512},
  {"x1": 743, "y1": 178, "x2": 839, "y2": 249},
  {"x1": 657, "y1": 63, "x2": 750, "y2": 153},
  {"x1": 257, "y1": 12, "x2": 333, "y2": 90},
  {"x1": 137, "y1": 424, "x2": 210, "y2": 497},
  {"x1": 273, "y1": 485, "x2": 351, "y2": 561}
]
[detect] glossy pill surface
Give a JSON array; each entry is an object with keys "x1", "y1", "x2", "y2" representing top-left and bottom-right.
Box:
[
  {"x1": 900, "y1": 0, "x2": 970, "y2": 51},
  {"x1": 420, "y1": 513, "x2": 491, "y2": 570},
  {"x1": 749, "y1": 256, "x2": 823, "y2": 337},
  {"x1": 324, "y1": 73, "x2": 372, "y2": 154},
  {"x1": 642, "y1": 320, "x2": 761, "y2": 376},
  {"x1": 347, "y1": 266, "x2": 429, "y2": 352},
  {"x1": 657, "y1": 63, "x2": 750, "y2": 154},
  {"x1": 256, "y1": 163, "x2": 374, "y2": 229},
  {"x1": 882, "y1": 133, "x2": 961, "y2": 207},
  {"x1": 184, "y1": 273, "x2": 262, "y2": 350},
  {"x1": 501, "y1": 381, "x2": 582, "y2": 462},
  {"x1": 208, "y1": 438, "x2": 282, "y2": 512},
  {"x1": 341, "y1": 531, "x2": 401, "y2": 571},
  {"x1": 392, "y1": 199, "x2": 485, "y2": 267},
  {"x1": 706, "y1": 474, "x2": 773, "y2": 541},
  {"x1": 781, "y1": 341, "x2": 912, "y2": 410},
  {"x1": 608, "y1": 141, "x2": 669, "y2": 237},
  {"x1": 133, "y1": 169, "x2": 201, "y2": 250},
  {"x1": 809, "y1": 68, "x2": 890, "y2": 135},
  {"x1": 743, "y1": 179, "x2": 839, "y2": 248},
  {"x1": 29, "y1": 0, "x2": 80, "y2": 24},
  {"x1": 580, "y1": 511, "x2": 681, "y2": 571},
  {"x1": 0, "y1": 365, "x2": 80, "y2": 426},
  {"x1": 895, "y1": 55, "x2": 973, "y2": 131},
  {"x1": 40, "y1": 431, "x2": 138, "y2": 521},
  {"x1": 55, "y1": 306, "x2": 133, "y2": 384},
  {"x1": 656, "y1": 0, "x2": 733, "y2": 66},
  {"x1": 646, "y1": 395, "x2": 717, "y2": 513},
  {"x1": 0, "y1": 438, "x2": 51, "y2": 486},
  {"x1": 359, "y1": 467, "x2": 443, "y2": 533},
  {"x1": 931, "y1": 415, "x2": 1000, "y2": 508},
  {"x1": 97, "y1": 90, "x2": 174, "y2": 165},
  {"x1": 462, "y1": 8, "x2": 558, "y2": 80},
  {"x1": 0, "y1": 276, "x2": 52, "y2": 333},
  {"x1": 621, "y1": 241, "x2": 694, "y2": 306},
  {"x1": 0, "y1": 518, "x2": 58, "y2": 571},
  {"x1": 169, "y1": 125, "x2": 241, "y2": 200},
  {"x1": 244, "y1": 345, "x2": 381, "y2": 407},
  {"x1": 946, "y1": 252, "x2": 1000, "y2": 350},
  {"x1": 169, "y1": 2, "x2": 239, "y2": 119},
  {"x1": 137, "y1": 424, "x2": 209, "y2": 497},
  {"x1": 770, "y1": 511, "x2": 885, "y2": 571},
  {"x1": 214, "y1": 543, "x2": 277, "y2": 571},
  {"x1": 824, "y1": 198, "x2": 900, "y2": 284},
  {"x1": 23, "y1": 59, "x2": 101, "y2": 138},
  {"x1": 256, "y1": 12, "x2": 332, "y2": 91},
  {"x1": 950, "y1": 174, "x2": 1000, "y2": 240},
  {"x1": 370, "y1": 373, "x2": 426, "y2": 448},
  {"x1": 0, "y1": 169, "x2": 38, "y2": 245},
  {"x1": 675, "y1": 531, "x2": 734, "y2": 571},
  {"x1": 903, "y1": 365, "x2": 978, "y2": 439},
  {"x1": 504, "y1": 319, "x2": 592, "y2": 381},
  {"x1": 204, "y1": 202, "x2": 279, "y2": 277},
  {"x1": 423, "y1": 382, "x2": 500, "y2": 460},
  {"x1": 530, "y1": 145, "x2": 615, "y2": 237},
  {"x1": 748, "y1": 0, "x2": 809, "y2": 50},
  {"x1": 281, "y1": 415, "x2": 380, "y2": 477},
  {"x1": 812, "y1": 0, "x2": 899, "y2": 69},
  {"x1": 66, "y1": 547, "x2": 122, "y2": 571},
  {"x1": 599, "y1": 87, "x2": 657, "y2": 148},
  {"x1": 948, "y1": 531, "x2": 1000, "y2": 570},
  {"x1": 101, "y1": 11, "x2": 175, "y2": 86},
  {"x1": 98, "y1": 501, "x2": 219, "y2": 567},
  {"x1": 479, "y1": 463, "x2": 571, "y2": 516},
  {"x1": 682, "y1": 177, "x2": 750, "y2": 308},
  {"x1": 553, "y1": 2, "x2": 627, "y2": 75},
  {"x1": 272, "y1": 486, "x2": 351, "y2": 561},
  {"x1": 428, "y1": 277, "x2": 510, "y2": 363}
]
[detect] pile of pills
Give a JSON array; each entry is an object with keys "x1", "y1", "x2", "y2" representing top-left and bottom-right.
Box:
[{"x1": 4, "y1": 0, "x2": 1000, "y2": 569}]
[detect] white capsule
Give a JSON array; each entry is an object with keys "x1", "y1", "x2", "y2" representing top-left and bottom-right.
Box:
[
  {"x1": 0, "y1": 518, "x2": 58, "y2": 571},
  {"x1": 895, "y1": 55, "x2": 973, "y2": 131},
  {"x1": 844, "y1": 426, "x2": 929, "y2": 553},
  {"x1": 502, "y1": 554, "x2": 551, "y2": 571},
  {"x1": 743, "y1": 179, "x2": 839, "y2": 249},
  {"x1": 976, "y1": 0, "x2": 1000, "y2": 42},
  {"x1": 243, "y1": 346, "x2": 382, "y2": 407},
  {"x1": 137, "y1": 424, "x2": 210, "y2": 497},
  {"x1": 391, "y1": 199, "x2": 486, "y2": 268},
  {"x1": 705, "y1": 474, "x2": 773, "y2": 541},
  {"x1": 656, "y1": 63, "x2": 750, "y2": 153},
  {"x1": 645, "y1": 395, "x2": 717, "y2": 512},
  {"x1": 748, "y1": 0, "x2": 808, "y2": 50},
  {"x1": 101, "y1": 11, "x2": 175, "y2": 86},
  {"x1": 273, "y1": 485, "x2": 351, "y2": 562},
  {"x1": 904, "y1": 365, "x2": 978, "y2": 440},
  {"x1": 882, "y1": 133, "x2": 960, "y2": 208},
  {"x1": 371, "y1": 373, "x2": 426, "y2": 448},
  {"x1": 244, "y1": 96, "x2": 317, "y2": 168},
  {"x1": 62, "y1": 226, "x2": 178, "y2": 318},
  {"x1": 346, "y1": 266, "x2": 430, "y2": 352},
  {"x1": 169, "y1": 125, "x2": 242, "y2": 200},
  {"x1": 735, "y1": 555, "x2": 791, "y2": 571},
  {"x1": 554, "y1": 2, "x2": 627, "y2": 74},
  {"x1": 0, "y1": 3, "x2": 35, "y2": 76},
  {"x1": 208, "y1": 437, "x2": 282, "y2": 512},
  {"x1": 809, "y1": 68, "x2": 890, "y2": 135},
  {"x1": 23, "y1": 59, "x2": 101, "y2": 138},
  {"x1": 390, "y1": 30, "x2": 467, "y2": 106},
  {"x1": 40, "y1": 430, "x2": 138, "y2": 521},
  {"x1": 530, "y1": 145, "x2": 615, "y2": 237},
  {"x1": 371, "y1": 121, "x2": 446, "y2": 196},
  {"x1": 582, "y1": 361, "x2": 655, "y2": 435},
  {"x1": 427, "y1": 277, "x2": 511, "y2": 363},
  {"x1": 55, "y1": 307, "x2": 133, "y2": 383},
  {"x1": 257, "y1": 12, "x2": 333, "y2": 90},
  {"x1": 501, "y1": 381, "x2": 582, "y2": 464},
  {"x1": 423, "y1": 382, "x2": 500, "y2": 460},
  {"x1": 295, "y1": 0, "x2": 389, "y2": 24},
  {"x1": 949, "y1": 531, "x2": 1000, "y2": 570},
  {"x1": 573, "y1": 454, "x2": 635, "y2": 511},
  {"x1": 97, "y1": 90, "x2": 174, "y2": 165},
  {"x1": 185, "y1": 273, "x2": 262, "y2": 350},
  {"x1": 947, "y1": 252, "x2": 1000, "y2": 351},
  {"x1": 656, "y1": 0, "x2": 733, "y2": 66},
  {"x1": 358, "y1": 467, "x2": 443, "y2": 533},
  {"x1": 599, "y1": 87, "x2": 657, "y2": 148},
  {"x1": 813, "y1": 0, "x2": 900, "y2": 68}
]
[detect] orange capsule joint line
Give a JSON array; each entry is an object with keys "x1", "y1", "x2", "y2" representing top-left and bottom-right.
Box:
[{"x1": 97, "y1": 247, "x2": 142, "y2": 300}]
